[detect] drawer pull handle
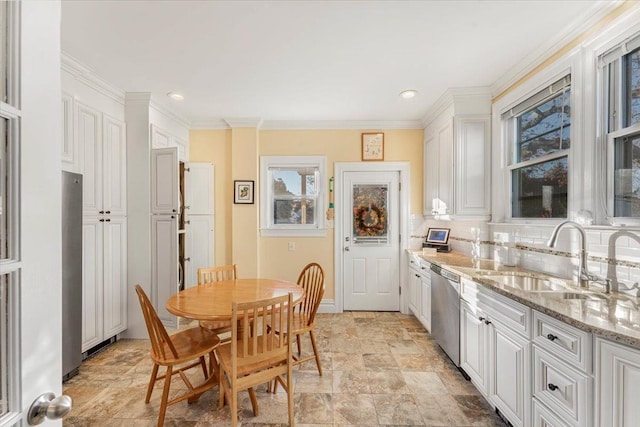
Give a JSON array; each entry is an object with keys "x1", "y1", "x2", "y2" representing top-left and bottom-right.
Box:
[
  {"x1": 547, "y1": 334, "x2": 558, "y2": 341},
  {"x1": 548, "y1": 383, "x2": 559, "y2": 391}
]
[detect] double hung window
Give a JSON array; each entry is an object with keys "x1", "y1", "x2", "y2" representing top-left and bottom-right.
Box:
[
  {"x1": 504, "y1": 76, "x2": 571, "y2": 218},
  {"x1": 601, "y1": 32, "x2": 640, "y2": 220},
  {"x1": 260, "y1": 156, "x2": 326, "y2": 236}
]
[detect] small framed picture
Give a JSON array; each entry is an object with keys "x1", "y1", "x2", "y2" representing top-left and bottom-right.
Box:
[
  {"x1": 234, "y1": 180, "x2": 254, "y2": 204},
  {"x1": 361, "y1": 132, "x2": 384, "y2": 161}
]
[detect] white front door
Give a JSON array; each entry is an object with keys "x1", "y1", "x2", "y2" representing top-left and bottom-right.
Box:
[{"x1": 342, "y1": 170, "x2": 400, "y2": 311}]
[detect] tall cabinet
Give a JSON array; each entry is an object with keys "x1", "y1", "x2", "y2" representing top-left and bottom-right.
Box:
[
  {"x1": 423, "y1": 89, "x2": 491, "y2": 220},
  {"x1": 151, "y1": 145, "x2": 214, "y2": 327},
  {"x1": 69, "y1": 100, "x2": 128, "y2": 352}
]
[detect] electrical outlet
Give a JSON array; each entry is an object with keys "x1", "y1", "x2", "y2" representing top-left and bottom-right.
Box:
[{"x1": 288, "y1": 242, "x2": 296, "y2": 251}]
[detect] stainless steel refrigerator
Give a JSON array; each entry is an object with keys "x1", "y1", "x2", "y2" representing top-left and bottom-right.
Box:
[{"x1": 62, "y1": 171, "x2": 82, "y2": 380}]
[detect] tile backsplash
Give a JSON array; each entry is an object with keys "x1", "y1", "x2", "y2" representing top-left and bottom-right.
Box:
[{"x1": 411, "y1": 217, "x2": 640, "y2": 296}]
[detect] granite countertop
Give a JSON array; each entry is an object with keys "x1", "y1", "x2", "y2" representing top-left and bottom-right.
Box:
[{"x1": 409, "y1": 250, "x2": 640, "y2": 348}]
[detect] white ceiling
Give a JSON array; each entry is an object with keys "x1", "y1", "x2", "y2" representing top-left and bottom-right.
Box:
[{"x1": 61, "y1": 0, "x2": 607, "y2": 126}]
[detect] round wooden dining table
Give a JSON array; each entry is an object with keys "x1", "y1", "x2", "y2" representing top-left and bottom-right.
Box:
[{"x1": 166, "y1": 278, "x2": 305, "y2": 321}]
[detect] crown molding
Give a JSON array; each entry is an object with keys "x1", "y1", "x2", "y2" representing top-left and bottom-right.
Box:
[
  {"x1": 421, "y1": 87, "x2": 492, "y2": 128},
  {"x1": 223, "y1": 117, "x2": 264, "y2": 128},
  {"x1": 190, "y1": 119, "x2": 231, "y2": 130},
  {"x1": 260, "y1": 120, "x2": 423, "y2": 130},
  {"x1": 149, "y1": 99, "x2": 191, "y2": 130},
  {"x1": 61, "y1": 52, "x2": 125, "y2": 104},
  {"x1": 125, "y1": 92, "x2": 152, "y2": 104},
  {"x1": 490, "y1": 0, "x2": 628, "y2": 99}
]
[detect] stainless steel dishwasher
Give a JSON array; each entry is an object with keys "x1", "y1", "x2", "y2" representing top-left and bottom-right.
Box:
[{"x1": 430, "y1": 264, "x2": 461, "y2": 366}]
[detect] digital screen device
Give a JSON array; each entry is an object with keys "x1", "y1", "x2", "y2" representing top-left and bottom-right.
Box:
[{"x1": 426, "y1": 228, "x2": 450, "y2": 245}]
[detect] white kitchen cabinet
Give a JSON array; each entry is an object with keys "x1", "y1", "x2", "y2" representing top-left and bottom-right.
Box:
[
  {"x1": 460, "y1": 278, "x2": 531, "y2": 427},
  {"x1": 151, "y1": 124, "x2": 171, "y2": 148},
  {"x1": 185, "y1": 214, "x2": 214, "y2": 288},
  {"x1": 61, "y1": 93, "x2": 78, "y2": 172},
  {"x1": 419, "y1": 270, "x2": 431, "y2": 332},
  {"x1": 488, "y1": 316, "x2": 531, "y2": 427},
  {"x1": 151, "y1": 147, "x2": 179, "y2": 214},
  {"x1": 423, "y1": 89, "x2": 491, "y2": 219},
  {"x1": 174, "y1": 136, "x2": 189, "y2": 162},
  {"x1": 460, "y1": 299, "x2": 489, "y2": 393},
  {"x1": 596, "y1": 337, "x2": 640, "y2": 427},
  {"x1": 185, "y1": 162, "x2": 214, "y2": 214},
  {"x1": 408, "y1": 265, "x2": 421, "y2": 316},
  {"x1": 81, "y1": 216, "x2": 127, "y2": 352},
  {"x1": 79, "y1": 104, "x2": 127, "y2": 217},
  {"x1": 151, "y1": 214, "x2": 178, "y2": 327}
]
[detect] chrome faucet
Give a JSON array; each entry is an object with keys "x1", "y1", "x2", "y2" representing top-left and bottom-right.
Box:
[
  {"x1": 606, "y1": 230, "x2": 640, "y2": 294},
  {"x1": 546, "y1": 220, "x2": 599, "y2": 288}
]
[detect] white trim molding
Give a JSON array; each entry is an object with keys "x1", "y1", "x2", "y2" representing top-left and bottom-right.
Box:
[
  {"x1": 190, "y1": 119, "x2": 231, "y2": 130},
  {"x1": 223, "y1": 117, "x2": 264, "y2": 128},
  {"x1": 149, "y1": 99, "x2": 191, "y2": 130},
  {"x1": 317, "y1": 299, "x2": 338, "y2": 314},
  {"x1": 62, "y1": 52, "x2": 125, "y2": 105},
  {"x1": 261, "y1": 119, "x2": 423, "y2": 130},
  {"x1": 421, "y1": 87, "x2": 492, "y2": 128}
]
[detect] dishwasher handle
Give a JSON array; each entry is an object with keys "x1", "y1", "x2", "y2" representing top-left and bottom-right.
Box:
[{"x1": 430, "y1": 264, "x2": 460, "y2": 283}]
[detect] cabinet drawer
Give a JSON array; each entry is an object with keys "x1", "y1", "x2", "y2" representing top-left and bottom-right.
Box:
[
  {"x1": 533, "y1": 346, "x2": 592, "y2": 427},
  {"x1": 533, "y1": 310, "x2": 592, "y2": 373},
  {"x1": 533, "y1": 398, "x2": 571, "y2": 427},
  {"x1": 408, "y1": 252, "x2": 421, "y2": 270},
  {"x1": 461, "y1": 278, "x2": 531, "y2": 338}
]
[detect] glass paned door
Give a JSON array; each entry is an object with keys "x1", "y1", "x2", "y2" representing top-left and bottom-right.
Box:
[{"x1": 352, "y1": 184, "x2": 389, "y2": 244}]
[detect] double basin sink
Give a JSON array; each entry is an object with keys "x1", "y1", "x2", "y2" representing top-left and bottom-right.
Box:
[{"x1": 479, "y1": 272, "x2": 607, "y2": 301}]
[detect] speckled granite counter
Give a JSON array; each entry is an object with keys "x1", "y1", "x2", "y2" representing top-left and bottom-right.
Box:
[{"x1": 410, "y1": 250, "x2": 640, "y2": 348}]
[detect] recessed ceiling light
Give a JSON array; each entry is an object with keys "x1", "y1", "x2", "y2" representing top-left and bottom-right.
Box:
[
  {"x1": 400, "y1": 90, "x2": 418, "y2": 99},
  {"x1": 167, "y1": 92, "x2": 185, "y2": 101}
]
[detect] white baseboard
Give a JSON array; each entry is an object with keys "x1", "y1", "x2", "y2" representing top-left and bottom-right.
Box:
[{"x1": 317, "y1": 299, "x2": 338, "y2": 313}]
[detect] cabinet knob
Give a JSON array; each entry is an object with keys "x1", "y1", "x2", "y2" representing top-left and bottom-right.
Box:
[
  {"x1": 478, "y1": 316, "x2": 485, "y2": 321},
  {"x1": 548, "y1": 383, "x2": 559, "y2": 391},
  {"x1": 99, "y1": 219, "x2": 104, "y2": 222},
  {"x1": 105, "y1": 219, "x2": 111, "y2": 222},
  {"x1": 546, "y1": 334, "x2": 558, "y2": 341},
  {"x1": 172, "y1": 209, "x2": 176, "y2": 213},
  {"x1": 416, "y1": 274, "x2": 421, "y2": 278},
  {"x1": 99, "y1": 211, "x2": 104, "y2": 214},
  {"x1": 484, "y1": 319, "x2": 491, "y2": 325},
  {"x1": 184, "y1": 257, "x2": 191, "y2": 262},
  {"x1": 105, "y1": 210, "x2": 111, "y2": 214}
]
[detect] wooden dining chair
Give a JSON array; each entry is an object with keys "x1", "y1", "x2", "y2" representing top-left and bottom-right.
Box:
[
  {"x1": 198, "y1": 264, "x2": 238, "y2": 336},
  {"x1": 216, "y1": 293, "x2": 295, "y2": 427},
  {"x1": 135, "y1": 285, "x2": 221, "y2": 427}
]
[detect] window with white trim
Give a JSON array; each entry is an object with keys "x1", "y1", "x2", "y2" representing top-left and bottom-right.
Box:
[
  {"x1": 260, "y1": 156, "x2": 326, "y2": 237},
  {"x1": 600, "y1": 31, "x2": 640, "y2": 221},
  {"x1": 503, "y1": 75, "x2": 571, "y2": 218},
  {"x1": 0, "y1": 0, "x2": 20, "y2": 421}
]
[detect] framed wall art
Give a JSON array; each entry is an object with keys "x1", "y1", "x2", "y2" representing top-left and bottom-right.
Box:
[
  {"x1": 361, "y1": 132, "x2": 384, "y2": 161},
  {"x1": 234, "y1": 180, "x2": 254, "y2": 204}
]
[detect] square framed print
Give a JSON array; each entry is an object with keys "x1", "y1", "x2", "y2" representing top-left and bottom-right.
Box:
[
  {"x1": 361, "y1": 132, "x2": 384, "y2": 161},
  {"x1": 234, "y1": 180, "x2": 254, "y2": 204}
]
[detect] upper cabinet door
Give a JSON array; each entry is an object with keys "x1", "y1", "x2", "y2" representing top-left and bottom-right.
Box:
[
  {"x1": 184, "y1": 162, "x2": 214, "y2": 215},
  {"x1": 424, "y1": 134, "x2": 439, "y2": 215},
  {"x1": 102, "y1": 114, "x2": 127, "y2": 216},
  {"x1": 78, "y1": 102, "x2": 103, "y2": 215},
  {"x1": 455, "y1": 115, "x2": 491, "y2": 217},
  {"x1": 61, "y1": 93, "x2": 78, "y2": 173},
  {"x1": 151, "y1": 147, "x2": 179, "y2": 214},
  {"x1": 151, "y1": 124, "x2": 171, "y2": 148}
]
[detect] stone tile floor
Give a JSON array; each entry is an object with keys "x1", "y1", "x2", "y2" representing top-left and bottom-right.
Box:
[{"x1": 63, "y1": 312, "x2": 506, "y2": 426}]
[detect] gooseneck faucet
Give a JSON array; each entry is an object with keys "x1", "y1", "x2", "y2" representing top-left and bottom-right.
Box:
[
  {"x1": 607, "y1": 230, "x2": 640, "y2": 294},
  {"x1": 546, "y1": 220, "x2": 597, "y2": 288}
]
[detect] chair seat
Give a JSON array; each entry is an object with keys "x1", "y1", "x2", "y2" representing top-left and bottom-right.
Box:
[
  {"x1": 217, "y1": 338, "x2": 287, "y2": 377},
  {"x1": 199, "y1": 320, "x2": 232, "y2": 334},
  {"x1": 267, "y1": 312, "x2": 312, "y2": 334},
  {"x1": 152, "y1": 326, "x2": 221, "y2": 366}
]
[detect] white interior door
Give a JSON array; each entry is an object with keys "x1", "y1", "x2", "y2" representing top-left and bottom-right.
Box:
[{"x1": 342, "y1": 170, "x2": 400, "y2": 311}]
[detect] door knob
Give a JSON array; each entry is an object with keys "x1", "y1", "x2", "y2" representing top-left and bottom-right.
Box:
[{"x1": 27, "y1": 392, "x2": 73, "y2": 425}]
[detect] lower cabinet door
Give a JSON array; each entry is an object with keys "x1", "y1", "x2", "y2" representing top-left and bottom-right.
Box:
[
  {"x1": 151, "y1": 215, "x2": 178, "y2": 328},
  {"x1": 82, "y1": 218, "x2": 104, "y2": 352},
  {"x1": 408, "y1": 269, "x2": 421, "y2": 317},
  {"x1": 533, "y1": 399, "x2": 571, "y2": 427},
  {"x1": 420, "y1": 276, "x2": 431, "y2": 332},
  {"x1": 460, "y1": 300, "x2": 488, "y2": 394},
  {"x1": 185, "y1": 214, "x2": 214, "y2": 288},
  {"x1": 489, "y1": 320, "x2": 531, "y2": 427},
  {"x1": 596, "y1": 338, "x2": 640, "y2": 427},
  {"x1": 102, "y1": 217, "x2": 127, "y2": 338}
]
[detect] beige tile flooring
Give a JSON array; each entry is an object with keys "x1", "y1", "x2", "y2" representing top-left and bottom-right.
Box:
[{"x1": 63, "y1": 312, "x2": 506, "y2": 426}]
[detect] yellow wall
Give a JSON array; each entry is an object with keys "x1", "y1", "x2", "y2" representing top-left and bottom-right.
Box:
[{"x1": 189, "y1": 128, "x2": 423, "y2": 300}]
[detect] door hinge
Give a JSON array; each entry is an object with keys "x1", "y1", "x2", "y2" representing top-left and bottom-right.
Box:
[
  {"x1": 399, "y1": 286, "x2": 402, "y2": 295},
  {"x1": 399, "y1": 182, "x2": 402, "y2": 191},
  {"x1": 399, "y1": 234, "x2": 401, "y2": 243}
]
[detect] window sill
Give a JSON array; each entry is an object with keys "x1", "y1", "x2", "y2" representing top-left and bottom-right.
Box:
[{"x1": 260, "y1": 228, "x2": 327, "y2": 237}]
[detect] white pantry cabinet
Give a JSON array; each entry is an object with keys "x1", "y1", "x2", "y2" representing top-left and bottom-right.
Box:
[
  {"x1": 151, "y1": 214, "x2": 178, "y2": 327},
  {"x1": 596, "y1": 337, "x2": 640, "y2": 427},
  {"x1": 81, "y1": 216, "x2": 127, "y2": 352},
  {"x1": 61, "y1": 92, "x2": 78, "y2": 172},
  {"x1": 423, "y1": 89, "x2": 491, "y2": 220},
  {"x1": 151, "y1": 124, "x2": 189, "y2": 162},
  {"x1": 74, "y1": 99, "x2": 128, "y2": 353}
]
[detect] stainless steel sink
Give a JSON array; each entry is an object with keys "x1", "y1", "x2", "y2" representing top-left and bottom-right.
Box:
[{"x1": 482, "y1": 274, "x2": 571, "y2": 292}]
